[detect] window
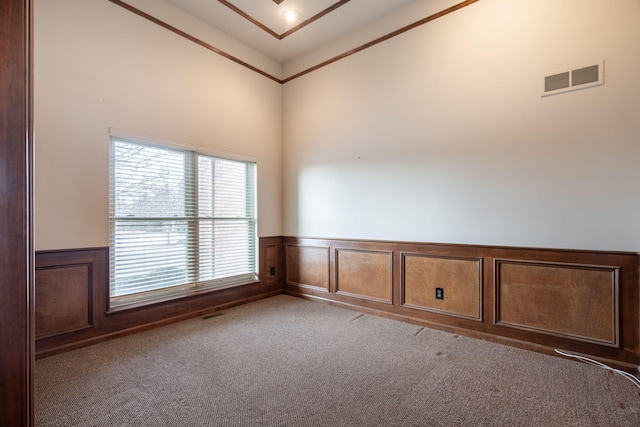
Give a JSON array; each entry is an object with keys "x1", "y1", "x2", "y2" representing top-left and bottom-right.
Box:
[{"x1": 109, "y1": 136, "x2": 257, "y2": 308}]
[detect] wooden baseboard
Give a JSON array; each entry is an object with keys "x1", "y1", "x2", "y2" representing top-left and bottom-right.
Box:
[
  {"x1": 35, "y1": 236, "x2": 640, "y2": 373},
  {"x1": 285, "y1": 289, "x2": 639, "y2": 373},
  {"x1": 282, "y1": 236, "x2": 640, "y2": 372},
  {"x1": 35, "y1": 238, "x2": 284, "y2": 358},
  {"x1": 37, "y1": 289, "x2": 282, "y2": 359}
]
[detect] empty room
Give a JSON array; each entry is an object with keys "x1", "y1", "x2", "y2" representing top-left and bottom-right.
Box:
[{"x1": 2, "y1": 0, "x2": 640, "y2": 425}]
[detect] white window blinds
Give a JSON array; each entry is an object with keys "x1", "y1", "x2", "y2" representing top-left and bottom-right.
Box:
[{"x1": 109, "y1": 138, "x2": 257, "y2": 307}]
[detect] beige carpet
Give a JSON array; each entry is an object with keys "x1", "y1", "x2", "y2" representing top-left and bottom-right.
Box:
[{"x1": 35, "y1": 295, "x2": 640, "y2": 426}]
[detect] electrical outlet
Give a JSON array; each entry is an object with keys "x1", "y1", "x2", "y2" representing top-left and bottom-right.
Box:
[
  {"x1": 270, "y1": 267, "x2": 276, "y2": 276},
  {"x1": 435, "y1": 287, "x2": 444, "y2": 300}
]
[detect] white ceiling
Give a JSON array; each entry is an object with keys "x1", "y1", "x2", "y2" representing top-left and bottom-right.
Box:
[{"x1": 162, "y1": 0, "x2": 417, "y2": 63}]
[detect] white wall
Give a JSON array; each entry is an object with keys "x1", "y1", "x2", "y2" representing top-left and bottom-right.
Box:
[
  {"x1": 283, "y1": 0, "x2": 462, "y2": 79},
  {"x1": 34, "y1": 0, "x2": 283, "y2": 250},
  {"x1": 283, "y1": 0, "x2": 640, "y2": 251},
  {"x1": 35, "y1": 0, "x2": 640, "y2": 253}
]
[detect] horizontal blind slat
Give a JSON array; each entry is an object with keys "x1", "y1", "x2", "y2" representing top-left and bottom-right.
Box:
[{"x1": 110, "y1": 138, "x2": 257, "y2": 305}]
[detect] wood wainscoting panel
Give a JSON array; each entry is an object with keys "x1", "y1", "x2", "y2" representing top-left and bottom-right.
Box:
[
  {"x1": 286, "y1": 244, "x2": 330, "y2": 291},
  {"x1": 495, "y1": 260, "x2": 619, "y2": 346},
  {"x1": 262, "y1": 244, "x2": 278, "y2": 287},
  {"x1": 259, "y1": 236, "x2": 283, "y2": 290},
  {"x1": 402, "y1": 254, "x2": 481, "y2": 320},
  {"x1": 36, "y1": 241, "x2": 281, "y2": 358},
  {"x1": 35, "y1": 265, "x2": 92, "y2": 339},
  {"x1": 336, "y1": 249, "x2": 392, "y2": 303},
  {"x1": 283, "y1": 236, "x2": 639, "y2": 371}
]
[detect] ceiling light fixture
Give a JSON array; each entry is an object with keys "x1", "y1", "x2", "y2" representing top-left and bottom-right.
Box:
[{"x1": 282, "y1": 9, "x2": 298, "y2": 23}]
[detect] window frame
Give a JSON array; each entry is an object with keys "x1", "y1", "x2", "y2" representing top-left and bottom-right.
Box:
[{"x1": 108, "y1": 131, "x2": 258, "y2": 309}]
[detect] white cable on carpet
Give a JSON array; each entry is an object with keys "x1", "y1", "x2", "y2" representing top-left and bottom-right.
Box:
[{"x1": 554, "y1": 349, "x2": 640, "y2": 395}]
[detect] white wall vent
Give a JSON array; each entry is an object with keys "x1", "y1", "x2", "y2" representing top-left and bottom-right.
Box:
[{"x1": 541, "y1": 61, "x2": 604, "y2": 97}]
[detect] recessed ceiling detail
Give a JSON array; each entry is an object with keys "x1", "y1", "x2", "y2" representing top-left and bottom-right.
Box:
[
  {"x1": 218, "y1": 0, "x2": 351, "y2": 40},
  {"x1": 163, "y1": 0, "x2": 418, "y2": 63},
  {"x1": 110, "y1": 0, "x2": 479, "y2": 83}
]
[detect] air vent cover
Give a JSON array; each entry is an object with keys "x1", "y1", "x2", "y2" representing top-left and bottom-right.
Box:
[{"x1": 542, "y1": 61, "x2": 604, "y2": 97}]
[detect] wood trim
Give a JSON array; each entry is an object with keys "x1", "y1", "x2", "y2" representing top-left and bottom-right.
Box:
[
  {"x1": 259, "y1": 236, "x2": 284, "y2": 290},
  {"x1": 0, "y1": 0, "x2": 33, "y2": 424},
  {"x1": 218, "y1": 0, "x2": 280, "y2": 39},
  {"x1": 283, "y1": 236, "x2": 640, "y2": 371},
  {"x1": 281, "y1": 0, "x2": 480, "y2": 83},
  {"x1": 35, "y1": 238, "x2": 284, "y2": 359},
  {"x1": 400, "y1": 253, "x2": 483, "y2": 321},
  {"x1": 34, "y1": 263, "x2": 94, "y2": 339},
  {"x1": 280, "y1": 1, "x2": 351, "y2": 39},
  {"x1": 218, "y1": 0, "x2": 352, "y2": 40},
  {"x1": 107, "y1": 0, "x2": 281, "y2": 83},
  {"x1": 286, "y1": 290, "x2": 640, "y2": 373},
  {"x1": 35, "y1": 248, "x2": 107, "y2": 340},
  {"x1": 37, "y1": 288, "x2": 282, "y2": 359},
  {"x1": 107, "y1": 0, "x2": 479, "y2": 84},
  {"x1": 285, "y1": 244, "x2": 331, "y2": 291},
  {"x1": 33, "y1": 237, "x2": 640, "y2": 374},
  {"x1": 335, "y1": 248, "x2": 393, "y2": 304},
  {"x1": 494, "y1": 259, "x2": 620, "y2": 347},
  {"x1": 259, "y1": 236, "x2": 283, "y2": 288}
]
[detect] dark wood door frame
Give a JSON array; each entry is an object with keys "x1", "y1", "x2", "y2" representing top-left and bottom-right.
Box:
[{"x1": 0, "y1": 0, "x2": 34, "y2": 425}]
